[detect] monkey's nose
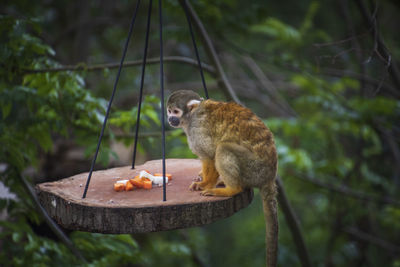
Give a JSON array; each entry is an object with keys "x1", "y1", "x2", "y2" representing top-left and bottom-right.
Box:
[{"x1": 168, "y1": 116, "x2": 180, "y2": 127}]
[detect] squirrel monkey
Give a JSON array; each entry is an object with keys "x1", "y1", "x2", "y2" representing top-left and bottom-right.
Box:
[{"x1": 167, "y1": 90, "x2": 278, "y2": 267}]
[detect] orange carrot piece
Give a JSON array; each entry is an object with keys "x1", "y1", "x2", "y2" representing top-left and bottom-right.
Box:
[
  {"x1": 130, "y1": 178, "x2": 143, "y2": 188},
  {"x1": 154, "y1": 173, "x2": 172, "y2": 180},
  {"x1": 125, "y1": 181, "x2": 134, "y2": 191},
  {"x1": 143, "y1": 180, "x2": 152, "y2": 190},
  {"x1": 114, "y1": 183, "x2": 125, "y2": 192}
]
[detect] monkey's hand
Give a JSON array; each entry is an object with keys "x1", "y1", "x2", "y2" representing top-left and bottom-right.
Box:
[
  {"x1": 190, "y1": 159, "x2": 219, "y2": 191},
  {"x1": 195, "y1": 171, "x2": 225, "y2": 185},
  {"x1": 193, "y1": 170, "x2": 203, "y2": 182},
  {"x1": 189, "y1": 181, "x2": 214, "y2": 191}
]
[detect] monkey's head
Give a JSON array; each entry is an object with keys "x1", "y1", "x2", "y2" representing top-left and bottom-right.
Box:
[{"x1": 166, "y1": 90, "x2": 203, "y2": 128}]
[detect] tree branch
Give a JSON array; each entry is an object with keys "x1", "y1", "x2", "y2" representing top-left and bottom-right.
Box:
[
  {"x1": 320, "y1": 68, "x2": 400, "y2": 98},
  {"x1": 179, "y1": 230, "x2": 209, "y2": 267},
  {"x1": 241, "y1": 55, "x2": 297, "y2": 117},
  {"x1": 175, "y1": 3, "x2": 312, "y2": 265},
  {"x1": 295, "y1": 174, "x2": 400, "y2": 207},
  {"x1": 114, "y1": 130, "x2": 179, "y2": 139},
  {"x1": 312, "y1": 33, "x2": 368, "y2": 48},
  {"x1": 355, "y1": 0, "x2": 400, "y2": 90},
  {"x1": 344, "y1": 227, "x2": 400, "y2": 254},
  {"x1": 178, "y1": 0, "x2": 242, "y2": 104},
  {"x1": 20, "y1": 173, "x2": 86, "y2": 262},
  {"x1": 378, "y1": 126, "x2": 400, "y2": 185},
  {"x1": 23, "y1": 56, "x2": 216, "y2": 75},
  {"x1": 276, "y1": 177, "x2": 312, "y2": 267}
]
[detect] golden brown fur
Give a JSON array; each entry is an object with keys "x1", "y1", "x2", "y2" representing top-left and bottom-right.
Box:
[
  {"x1": 202, "y1": 100, "x2": 276, "y2": 160},
  {"x1": 167, "y1": 90, "x2": 278, "y2": 267}
]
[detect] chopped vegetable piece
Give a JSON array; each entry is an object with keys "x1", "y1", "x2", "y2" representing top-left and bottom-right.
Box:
[
  {"x1": 125, "y1": 181, "x2": 134, "y2": 191},
  {"x1": 154, "y1": 173, "x2": 172, "y2": 180},
  {"x1": 114, "y1": 183, "x2": 125, "y2": 192},
  {"x1": 143, "y1": 180, "x2": 152, "y2": 189},
  {"x1": 130, "y1": 178, "x2": 144, "y2": 188},
  {"x1": 113, "y1": 169, "x2": 172, "y2": 192},
  {"x1": 116, "y1": 179, "x2": 129, "y2": 185},
  {"x1": 139, "y1": 170, "x2": 153, "y2": 180},
  {"x1": 152, "y1": 176, "x2": 168, "y2": 184}
]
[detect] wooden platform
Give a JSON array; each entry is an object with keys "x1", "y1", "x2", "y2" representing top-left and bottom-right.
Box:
[{"x1": 36, "y1": 159, "x2": 253, "y2": 234}]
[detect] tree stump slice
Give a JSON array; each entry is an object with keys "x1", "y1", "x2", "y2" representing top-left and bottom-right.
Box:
[{"x1": 36, "y1": 159, "x2": 253, "y2": 234}]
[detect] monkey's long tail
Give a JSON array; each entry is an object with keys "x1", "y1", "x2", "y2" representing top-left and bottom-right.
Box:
[{"x1": 260, "y1": 179, "x2": 278, "y2": 267}]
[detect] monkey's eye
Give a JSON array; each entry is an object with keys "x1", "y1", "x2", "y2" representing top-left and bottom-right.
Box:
[{"x1": 173, "y1": 109, "x2": 179, "y2": 115}]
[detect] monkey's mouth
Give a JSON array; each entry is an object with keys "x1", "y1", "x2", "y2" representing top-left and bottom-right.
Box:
[{"x1": 168, "y1": 116, "x2": 180, "y2": 127}]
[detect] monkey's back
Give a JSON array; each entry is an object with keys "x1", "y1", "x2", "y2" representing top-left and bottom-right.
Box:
[{"x1": 200, "y1": 100, "x2": 276, "y2": 161}]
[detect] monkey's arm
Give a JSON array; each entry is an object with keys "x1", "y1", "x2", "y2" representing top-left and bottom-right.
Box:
[
  {"x1": 189, "y1": 159, "x2": 219, "y2": 191},
  {"x1": 199, "y1": 142, "x2": 246, "y2": 197}
]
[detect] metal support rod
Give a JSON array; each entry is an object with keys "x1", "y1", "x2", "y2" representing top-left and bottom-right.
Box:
[
  {"x1": 82, "y1": 0, "x2": 141, "y2": 198},
  {"x1": 159, "y1": 0, "x2": 167, "y2": 201},
  {"x1": 181, "y1": 0, "x2": 209, "y2": 99},
  {"x1": 178, "y1": 0, "x2": 241, "y2": 104},
  {"x1": 132, "y1": 0, "x2": 153, "y2": 169}
]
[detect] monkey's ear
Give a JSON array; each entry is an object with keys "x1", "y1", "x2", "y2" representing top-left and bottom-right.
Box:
[{"x1": 187, "y1": 99, "x2": 201, "y2": 112}]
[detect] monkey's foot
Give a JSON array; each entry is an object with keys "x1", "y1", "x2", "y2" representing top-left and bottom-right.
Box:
[
  {"x1": 189, "y1": 182, "x2": 202, "y2": 191},
  {"x1": 200, "y1": 187, "x2": 243, "y2": 197},
  {"x1": 189, "y1": 181, "x2": 215, "y2": 191}
]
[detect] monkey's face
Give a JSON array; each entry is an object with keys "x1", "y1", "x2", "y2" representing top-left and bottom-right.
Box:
[
  {"x1": 167, "y1": 106, "x2": 183, "y2": 128},
  {"x1": 166, "y1": 90, "x2": 203, "y2": 129}
]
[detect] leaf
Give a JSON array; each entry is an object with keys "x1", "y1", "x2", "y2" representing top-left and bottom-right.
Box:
[
  {"x1": 144, "y1": 109, "x2": 161, "y2": 125},
  {"x1": 12, "y1": 232, "x2": 22, "y2": 242},
  {"x1": 251, "y1": 17, "x2": 301, "y2": 45},
  {"x1": 2, "y1": 101, "x2": 12, "y2": 119},
  {"x1": 116, "y1": 234, "x2": 138, "y2": 248},
  {"x1": 31, "y1": 125, "x2": 53, "y2": 152}
]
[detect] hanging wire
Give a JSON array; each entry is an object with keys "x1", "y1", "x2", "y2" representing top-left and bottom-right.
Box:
[
  {"x1": 83, "y1": 0, "x2": 206, "y2": 201},
  {"x1": 181, "y1": 0, "x2": 209, "y2": 99},
  {"x1": 82, "y1": 0, "x2": 141, "y2": 199},
  {"x1": 158, "y1": 0, "x2": 167, "y2": 202},
  {"x1": 132, "y1": 0, "x2": 153, "y2": 169}
]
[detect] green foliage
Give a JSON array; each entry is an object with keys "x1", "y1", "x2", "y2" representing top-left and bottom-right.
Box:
[
  {"x1": 0, "y1": 220, "x2": 77, "y2": 266},
  {"x1": 109, "y1": 95, "x2": 161, "y2": 132},
  {"x1": 252, "y1": 18, "x2": 302, "y2": 47},
  {"x1": 0, "y1": 16, "x2": 105, "y2": 172},
  {"x1": 1, "y1": 0, "x2": 400, "y2": 266},
  {"x1": 0, "y1": 13, "x2": 197, "y2": 267},
  {"x1": 139, "y1": 233, "x2": 195, "y2": 267},
  {"x1": 250, "y1": 1, "x2": 329, "y2": 65},
  {"x1": 266, "y1": 74, "x2": 400, "y2": 265},
  {"x1": 0, "y1": 15, "x2": 140, "y2": 267},
  {"x1": 72, "y1": 232, "x2": 142, "y2": 266}
]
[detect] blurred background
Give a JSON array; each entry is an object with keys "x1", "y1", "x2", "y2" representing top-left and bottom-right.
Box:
[{"x1": 1, "y1": 0, "x2": 400, "y2": 266}]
